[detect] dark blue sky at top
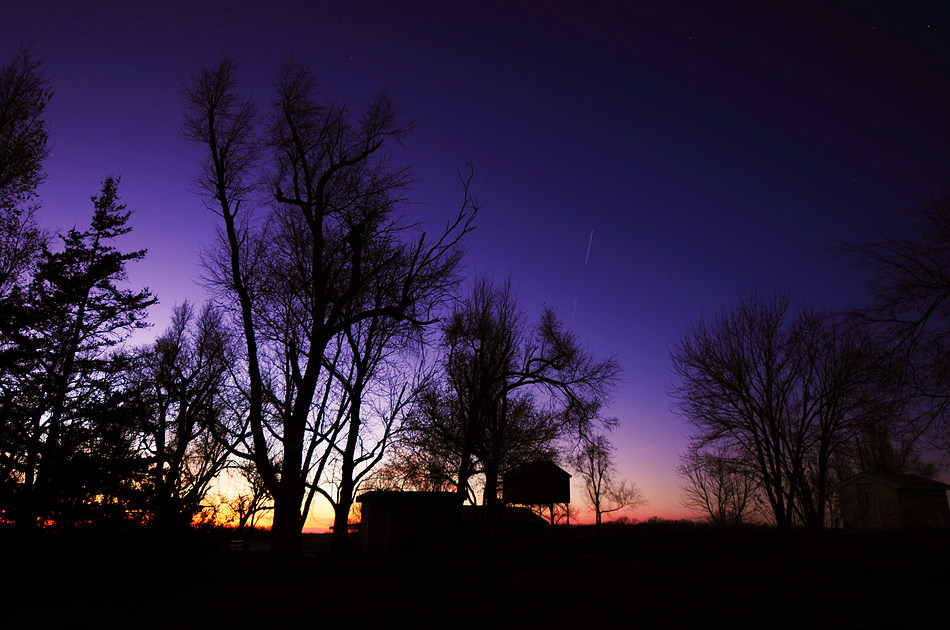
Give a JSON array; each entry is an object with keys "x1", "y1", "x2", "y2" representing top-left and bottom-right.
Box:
[{"x1": 5, "y1": 0, "x2": 950, "y2": 519}]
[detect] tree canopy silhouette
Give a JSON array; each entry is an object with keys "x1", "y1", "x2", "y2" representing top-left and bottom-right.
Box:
[
  {"x1": 671, "y1": 293, "x2": 895, "y2": 528},
  {"x1": 844, "y1": 190, "x2": 950, "y2": 464},
  {"x1": 385, "y1": 275, "x2": 621, "y2": 518},
  {"x1": 1, "y1": 177, "x2": 155, "y2": 526},
  {"x1": 182, "y1": 58, "x2": 474, "y2": 555},
  {"x1": 571, "y1": 433, "x2": 644, "y2": 525}
]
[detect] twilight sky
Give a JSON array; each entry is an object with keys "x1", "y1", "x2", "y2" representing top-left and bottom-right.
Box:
[{"x1": 5, "y1": 0, "x2": 950, "y2": 525}]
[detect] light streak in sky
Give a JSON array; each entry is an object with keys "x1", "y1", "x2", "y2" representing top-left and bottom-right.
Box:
[{"x1": 573, "y1": 230, "x2": 594, "y2": 322}]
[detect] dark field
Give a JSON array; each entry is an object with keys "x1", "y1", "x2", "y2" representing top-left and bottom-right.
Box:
[{"x1": 3, "y1": 522, "x2": 948, "y2": 628}]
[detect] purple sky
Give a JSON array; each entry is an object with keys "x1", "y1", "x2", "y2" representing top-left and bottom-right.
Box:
[{"x1": 5, "y1": 0, "x2": 950, "y2": 523}]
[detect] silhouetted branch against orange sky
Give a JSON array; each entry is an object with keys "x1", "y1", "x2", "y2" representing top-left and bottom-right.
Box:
[{"x1": 184, "y1": 57, "x2": 474, "y2": 554}]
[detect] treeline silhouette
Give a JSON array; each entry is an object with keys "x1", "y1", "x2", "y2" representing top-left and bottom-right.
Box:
[
  {"x1": 671, "y1": 205, "x2": 950, "y2": 528},
  {"x1": 2, "y1": 42, "x2": 949, "y2": 561},
  {"x1": 0, "y1": 50, "x2": 627, "y2": 555}
]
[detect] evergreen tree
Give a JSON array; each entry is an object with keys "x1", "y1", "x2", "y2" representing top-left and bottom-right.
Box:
[{"x1": 4, "y1": 177, "x2": 155, "y2": 526}]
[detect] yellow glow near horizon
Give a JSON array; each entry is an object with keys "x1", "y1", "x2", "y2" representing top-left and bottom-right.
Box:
[{"x1": 209, "y1": 467, "x2": 686, "y2": 535}]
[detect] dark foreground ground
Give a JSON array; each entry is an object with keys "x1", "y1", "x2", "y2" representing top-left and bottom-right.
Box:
[{"x1": 2, "y1": 521, "x2": 949, "y2": 628}]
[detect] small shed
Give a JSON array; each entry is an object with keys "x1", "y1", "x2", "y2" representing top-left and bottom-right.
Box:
[
  {"x1": 356, "y1": 490, "x2": 459, "y2": 554},
  {"x1": 503, "y1": 461, "x2": 571, "y2": 505},
  {"x1": 839, "y1": 472, "x2": 950, "y2": 532}
]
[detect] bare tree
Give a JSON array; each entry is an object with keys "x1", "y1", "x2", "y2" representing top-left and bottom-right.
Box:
[
  {"x1": 221, "y1": 459, "x2": 272, "y2": 530},
  {"x1": 182, "y1": 59, "x2": 473, "y2": 555},
  {"x1": 304, "y1": 310, "x2": 427, "y2": 554},
  {"x1": 670, "y1": 294, "x2": 891, "y2": 529},
  {"x1": 843, "y1": 190, "x2": 950, "y2": 461},
  {"x1": 0, "y1": 44, "x2": 51, "y2": 215},
  {"x1": 526, "y1": 501, "x2": 577, "y2": 526},
  {"x1": 393, "y1": 275, "x2": 621, "y2": 518},
  {"x1": 137, "y1": 301, "x2": 238, "y2": 529},
  {"x1": 572, "y1": 433, "x2": 644, "y2": 525},
  {"x1": 677, "y1": 443, "x2": 757, "y2": 527}
]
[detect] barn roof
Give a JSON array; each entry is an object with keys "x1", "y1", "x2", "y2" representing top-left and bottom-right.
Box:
[
  {"x1": 503, "y1": 460, "x2": 571, "y2": 505},
  {"x1": 505, "y1": 460, "x2": 571, "y2": 479}
]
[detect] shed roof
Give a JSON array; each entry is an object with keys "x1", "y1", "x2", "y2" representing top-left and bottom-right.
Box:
[
  {"x1": 505, "y1": 460, "x2": 571, "y2": 480},
  {"x1": 839, "y1": 472, "x2": 950, "y2": 491},
  {"x1": 503, "y1": 460, "x2": 571, "y2": 505}
]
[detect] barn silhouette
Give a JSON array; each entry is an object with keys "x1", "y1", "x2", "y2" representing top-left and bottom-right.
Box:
[{"x1": 356, "y1": 461, "x2": 572, "y2": 552}]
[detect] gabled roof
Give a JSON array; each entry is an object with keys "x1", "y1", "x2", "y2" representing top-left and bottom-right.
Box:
[
  {"x1": 503, "y1": 460, "x2": 571, "y2": 504},
  {"x1": 839, "y1": 472, "x2": 950, "y2": 490}
]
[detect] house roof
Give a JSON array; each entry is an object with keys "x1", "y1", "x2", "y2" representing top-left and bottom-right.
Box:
[{"x1": 839, "y1": 472, "x2": 950, "y2": 490}]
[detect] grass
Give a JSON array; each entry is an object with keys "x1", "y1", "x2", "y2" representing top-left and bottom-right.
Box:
[{"x1": 2, "y1": 521, "x2": 948, "y2": 628}]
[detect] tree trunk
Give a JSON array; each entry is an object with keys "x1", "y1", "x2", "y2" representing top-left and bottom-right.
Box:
[
  {"x1": 331, "y1": 483, "x2": 354, "y2": 556},
  {"x1": 271, "y1": 484, "x2": 303, "y2": 558},
  {"x1": 271, "y1": 413, "x2": 306, "y2": 557},
  {"x1": 332, "y1": 391, "x2": 363, "y2": 555}
]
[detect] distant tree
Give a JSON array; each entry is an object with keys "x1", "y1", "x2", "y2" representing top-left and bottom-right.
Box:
[
  {"x1": 670, "y1": 294, "x2": 893, "y2": 529},
  {"x1": 182, "y1": 58, "x2": 473, "y2": 555},
  {"x1": 527, "y1": 501, "x2": 577, "y2": 526},
  {"x1": 572, "y1": 433, "x2": 644, "y2": 526},
  {"x1": 393, "y1": 275, "x2": 621, "y2": 518},
  {"x1": 136, "y1": 301, "x2": 237, "y2": 529},
  {"x1": 677, "y1": 443, "x2": 757, "y2": 527},
  {"x1": 221, "y1": 459, "x2": 272, "y2": 530}
]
